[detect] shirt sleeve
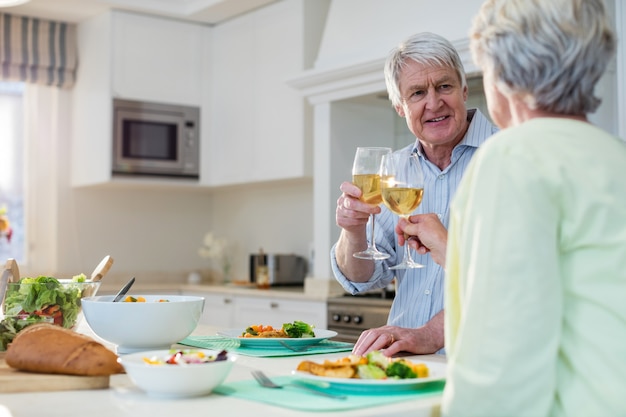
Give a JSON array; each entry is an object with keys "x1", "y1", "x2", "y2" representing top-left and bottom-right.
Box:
[
  {"x1": 442, "y1": 137, "x2": 562, "y2": 416},
  {"x1": 329, "y1": 242, "x2": 387, "y2": 294}
]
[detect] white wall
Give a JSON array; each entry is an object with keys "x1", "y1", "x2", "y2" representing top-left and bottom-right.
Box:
[{"x1": 315, "y1": 0, "x2": 487, "y2": 71}]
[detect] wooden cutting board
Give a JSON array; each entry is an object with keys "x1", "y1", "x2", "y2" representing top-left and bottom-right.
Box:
[{"x1": 0, "y1": 352, "x2": 110, "y2": 393}]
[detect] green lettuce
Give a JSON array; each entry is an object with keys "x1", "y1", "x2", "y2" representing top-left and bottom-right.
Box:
[
  {"x1": 0, "y1": 315, "x2": 50, "y2": 351},
  {"x1": 3, "y1": 276, "x2": 85, "y2": 328}
]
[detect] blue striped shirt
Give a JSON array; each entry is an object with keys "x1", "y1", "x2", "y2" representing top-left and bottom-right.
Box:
[{"x1": 331, "y1": 109, "x2": 498, "y2": 347}]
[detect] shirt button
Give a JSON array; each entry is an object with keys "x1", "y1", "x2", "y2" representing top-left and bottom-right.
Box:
[
  {"x1": 425, "y1": 290, "x2": 431, "y2": 295},
  {"x1": 438, "y1": 174, "x2": 445, "y2": 180}
]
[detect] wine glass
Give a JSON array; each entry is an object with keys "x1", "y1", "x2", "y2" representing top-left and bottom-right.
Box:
[
  {"x1": 380, "y1": 151, "x2": 425, "y2": 269},
  {"x1": 351, "y1": 147, "x2": 392, "y2": 260}
]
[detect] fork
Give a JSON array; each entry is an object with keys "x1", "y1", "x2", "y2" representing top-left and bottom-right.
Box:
[
  {"x1": 278, "y1": 341, "x2": 312, "y2": 352},
  {"x1": 250, "y1": 370, "x2": 347, "y2": 400}
]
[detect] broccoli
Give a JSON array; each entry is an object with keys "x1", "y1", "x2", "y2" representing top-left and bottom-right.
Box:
[
  {"x1": 357, "y1": 363, "x2": 387, "y2": 379},
  {"x1": 366, "y1": 350, "x2": 390, "y2": 370},
  {"x1": 282, "y1": 320, "x2": 315, "y2": 338},
  {"x1": 243, "y1": 326, "x2": 258, "y2": 336},
  {"x1": 386, "y1": 360, "x2": 417, "y2": 379}
]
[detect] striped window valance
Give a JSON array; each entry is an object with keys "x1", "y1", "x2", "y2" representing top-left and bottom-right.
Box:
[{"x1": 1, "y1": 13, "x2": 77, "y2": 89}]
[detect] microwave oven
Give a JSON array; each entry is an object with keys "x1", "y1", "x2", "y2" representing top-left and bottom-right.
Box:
[{"x1": 112, "y1": 99, "x2": 200, "y2": 179}]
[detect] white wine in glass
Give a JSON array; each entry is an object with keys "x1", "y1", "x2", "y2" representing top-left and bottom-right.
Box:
[
  {"x1": 380, "y1": 151, "x2": 425, "y2": 269},
  {"x1": 352, "y1": 147, "x2": 392, "y2": 260}
]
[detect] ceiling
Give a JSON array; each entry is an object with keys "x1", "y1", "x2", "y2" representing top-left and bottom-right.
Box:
[{"x1": 0, "y1": 0, "x2": 281, "y2": 25}]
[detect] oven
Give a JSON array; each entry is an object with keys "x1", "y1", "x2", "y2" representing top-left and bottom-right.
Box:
[{"x1": 326, "y1": 291, "x2": 394, "y2": 343}]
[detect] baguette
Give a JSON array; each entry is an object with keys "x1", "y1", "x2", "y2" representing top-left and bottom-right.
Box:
[{"x1": 5, "y1": 323, "x2": 124, "y2": 376}]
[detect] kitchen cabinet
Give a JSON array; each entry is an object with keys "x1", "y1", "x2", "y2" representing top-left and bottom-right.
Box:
[
  {"x1": 111, "y1": 12, "x2": 205, "y2": 106},
  {"x1": 184, "y1": 289, "x2": 327, "y2": 329},
  {"x1": 203, "y1": 0, "x2": 326, "y2": 186},
  {"x1": 197, "y1": 293, "x2": 236, "y2": 327},
  {"x1": 71, "y1": 10, "x2": 207, "y2": 187},
  {"x1": 232, "y1": 296, "x2": 326, "y2": 329}
]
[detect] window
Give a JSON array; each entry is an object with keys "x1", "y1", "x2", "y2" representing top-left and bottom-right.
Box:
[{"x1": 0, "y1": 81, "x2": 26, "y2": 262}]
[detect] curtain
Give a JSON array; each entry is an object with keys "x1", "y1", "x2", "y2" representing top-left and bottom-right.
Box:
[{"x1": 0, "y1": 13, "x2": 77, "y2": 88}]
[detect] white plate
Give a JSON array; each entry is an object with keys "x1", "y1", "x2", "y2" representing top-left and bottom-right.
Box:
[
  {"x1": 291, "y1": 359, "x2": 446, "y2": 393},
  {"x1": 216, "y1": 328, "x2": 338, "y2": 349}
]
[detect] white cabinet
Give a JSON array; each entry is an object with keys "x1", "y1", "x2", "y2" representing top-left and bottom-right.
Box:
[
  {"x1": 71, "y1": 10, "x2": 207, "y2": 187},
  {"x1": 111, "y1": 12, "x2": 205, "y2": 106},
  {"x1": 183, "y1": 290, "x2": 326, "y2": 330},
  {"x1": 197, "y1": 293, "x2": 236, "y2": 327},
  {"x1": 232, "y1": 296, "x2": 326, "y2": 330},
  {"x1": 203, "y1": 0, "x2": 320, "y2": 186}
]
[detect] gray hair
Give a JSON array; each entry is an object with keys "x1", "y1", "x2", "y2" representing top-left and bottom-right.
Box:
[
  {"x1": 384, "y1": 32, "x2": 467, "y2": 108},
  {"x1": 469, "y1": 0, "x2": 616, "y2": 115}
]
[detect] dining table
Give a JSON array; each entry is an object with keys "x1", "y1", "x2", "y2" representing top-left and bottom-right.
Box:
[{"x1": 0, "y1": 321, "x2": 446, "y2": 417}]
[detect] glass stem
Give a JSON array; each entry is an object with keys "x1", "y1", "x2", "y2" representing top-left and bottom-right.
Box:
[
  {"x1": 403, "y1": 239, "x2": 414, "y2": 263},
  {"x1": 368, "y1": 214, "x2": 378, "y2": 250}
]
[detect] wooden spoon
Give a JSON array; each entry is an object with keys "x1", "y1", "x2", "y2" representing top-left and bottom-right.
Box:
[
  {"x1": 5, "y1": 258, "x2": 20, "y2": 283},
  {"x1": 90, "y1": 255, "x2": 114, "y2": 282},
  {"x1": 1, "y1": 258, "x2": 20, "y2": 307}
]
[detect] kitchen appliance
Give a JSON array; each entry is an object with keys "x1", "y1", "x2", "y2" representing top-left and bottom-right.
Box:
[
  {"x1": 326, "y1": 291, "x2": 393, "y2": 343},
  {"x1": 112, "y1": 98, "x2": 200, "y2": 179},
  {"x1": 249, "y1": 254, "x2": 307, "y2": 286}
]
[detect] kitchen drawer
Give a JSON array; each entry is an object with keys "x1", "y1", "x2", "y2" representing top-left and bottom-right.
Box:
[
  {"x1": 185, "y1": 292, "x2": 236, "y2": 327},
  {"x1": 232, "y1": 296, "x2": 326, "y2": 329}
]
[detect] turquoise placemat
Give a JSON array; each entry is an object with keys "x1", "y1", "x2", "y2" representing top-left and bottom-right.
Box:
[
  {"x1": 178, "y1": 335, "x2": 354, "y2": 357},
  {"x1": 213, "y1": 375, "x2": 445, "y2": 411}
]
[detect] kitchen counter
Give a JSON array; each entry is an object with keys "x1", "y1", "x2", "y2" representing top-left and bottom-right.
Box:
[
  {"x1": 98, "y1": 279, "x2": 346, "y2": 302},
  {"x1": 0, "y1": 323, "x2": 445, "y2": 417}
]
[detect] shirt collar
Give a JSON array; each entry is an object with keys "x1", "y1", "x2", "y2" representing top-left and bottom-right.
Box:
[{"x1": 412, "y1": 108, "x2": 495, "y2": 156}]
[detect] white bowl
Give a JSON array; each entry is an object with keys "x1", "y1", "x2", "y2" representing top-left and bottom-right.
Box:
[
  {"x1": 119, "y1": 349, "x2": 236, "y2": 398},
  {"x1": 81, "y1": 295, "x2": 204, "y2": 354}
]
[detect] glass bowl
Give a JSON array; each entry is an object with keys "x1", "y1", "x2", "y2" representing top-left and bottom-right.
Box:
[
  {"x1": 1, "y1": 277, "x2": 101, "y2": 330},
  {"x1": 0, "y1": 313, "x2": 55, "y2": 351}
]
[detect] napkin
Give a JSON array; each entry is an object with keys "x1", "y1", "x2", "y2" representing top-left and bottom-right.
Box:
[
  {"x1": 178, "y1": 335, "x2": 354, "y2": 357},
  {"x1": 213, "y1": 375, "x2": 445, "y2": 411}
]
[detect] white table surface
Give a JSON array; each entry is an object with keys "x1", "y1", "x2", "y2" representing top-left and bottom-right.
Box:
[{"x1": 0, "y1": 322, "x2": 445, "y2": 417}]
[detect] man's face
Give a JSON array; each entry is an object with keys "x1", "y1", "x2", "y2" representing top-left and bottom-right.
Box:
[{"x1": 395, "y1": 60, "x2": 469, "y2": 148}]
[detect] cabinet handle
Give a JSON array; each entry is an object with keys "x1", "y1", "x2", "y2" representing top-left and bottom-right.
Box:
[
  {"x1": 270, "y1": 302, "x2": 279, "y2": 309},
  {"x1": 223, "y1": 298, "x2": 232, "y2": 304}
]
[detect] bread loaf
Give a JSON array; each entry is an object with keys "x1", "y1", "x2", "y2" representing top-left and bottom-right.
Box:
[{"x1": 5, "y1": 323, "x2": 124, "y2": 376}]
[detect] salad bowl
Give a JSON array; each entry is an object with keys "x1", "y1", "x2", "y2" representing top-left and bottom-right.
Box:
[
  {"x1": 119, "y1": 348, "x2": 236, "y2": 398},
  {"x1": 1, "y1": 276, "x2": 101, "y2": 329},
  {"x1": 81, "y1": 294, "x2": 204, "y2": 354}
]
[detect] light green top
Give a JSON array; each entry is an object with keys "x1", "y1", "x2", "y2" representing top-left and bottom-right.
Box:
[{"x1": 443, "y1": 118, "x2": 626, "y2": 416}]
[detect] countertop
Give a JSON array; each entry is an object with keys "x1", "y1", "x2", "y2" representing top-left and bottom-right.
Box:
[
  {"x1": 0, "y1": 323, "x2": 445, "y2": 417},
  {"x1": 97, "y1": 278, "x2": 346, "y2": 302}
]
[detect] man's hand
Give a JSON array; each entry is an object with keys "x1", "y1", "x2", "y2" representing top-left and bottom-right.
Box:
[
  {"x1": 351, "y1": 311, "x2": 445, "y2": 356},
  {"x1": 334, "y1": 181, "x2": 382, "y2": 281}
]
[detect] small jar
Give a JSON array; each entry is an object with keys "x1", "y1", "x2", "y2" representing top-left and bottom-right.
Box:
[{"x1": 255, "y1": 249, "x2": 270, "y2": 289}]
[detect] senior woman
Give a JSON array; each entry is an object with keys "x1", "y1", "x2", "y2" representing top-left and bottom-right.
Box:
[{"x1": 396, "y1": 0, "x2": 626, "y2": 416}]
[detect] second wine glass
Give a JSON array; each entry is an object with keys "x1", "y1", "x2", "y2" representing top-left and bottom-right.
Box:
[
  {"x1": 352, "y1": 146, "x2": 392, "y2": 260},
  {"x1": 380, "y1": 151, "x2": 425, "y2": 269}
]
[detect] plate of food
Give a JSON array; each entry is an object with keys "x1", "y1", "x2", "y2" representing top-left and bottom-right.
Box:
[
  {"x1": 216, "y1": 321, "x2": 338, "y2": 349},
  {"x1": 291, "y1": 351, "x2": 446, "y2": 393}
]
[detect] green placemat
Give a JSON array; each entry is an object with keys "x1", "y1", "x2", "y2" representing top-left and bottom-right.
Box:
[
  {"x1": 213, "y1": 375, "x2": 445, "y2": 412},
  {"x1": 178, "y1": 335, "x2": 354, "y2": 357}
]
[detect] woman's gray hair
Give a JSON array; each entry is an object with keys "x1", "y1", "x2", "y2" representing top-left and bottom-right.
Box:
[
  {"x1": 384, "y1": 32, "x2": 467, "y2": 108},
  {"x1": 470, "y1": 0, "x2": 616, "y2": 115}
]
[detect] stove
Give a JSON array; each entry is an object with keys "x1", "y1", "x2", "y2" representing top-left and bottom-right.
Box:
[{"x1": 327, "y1": 292, "x2": 393, "y2": 343}]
